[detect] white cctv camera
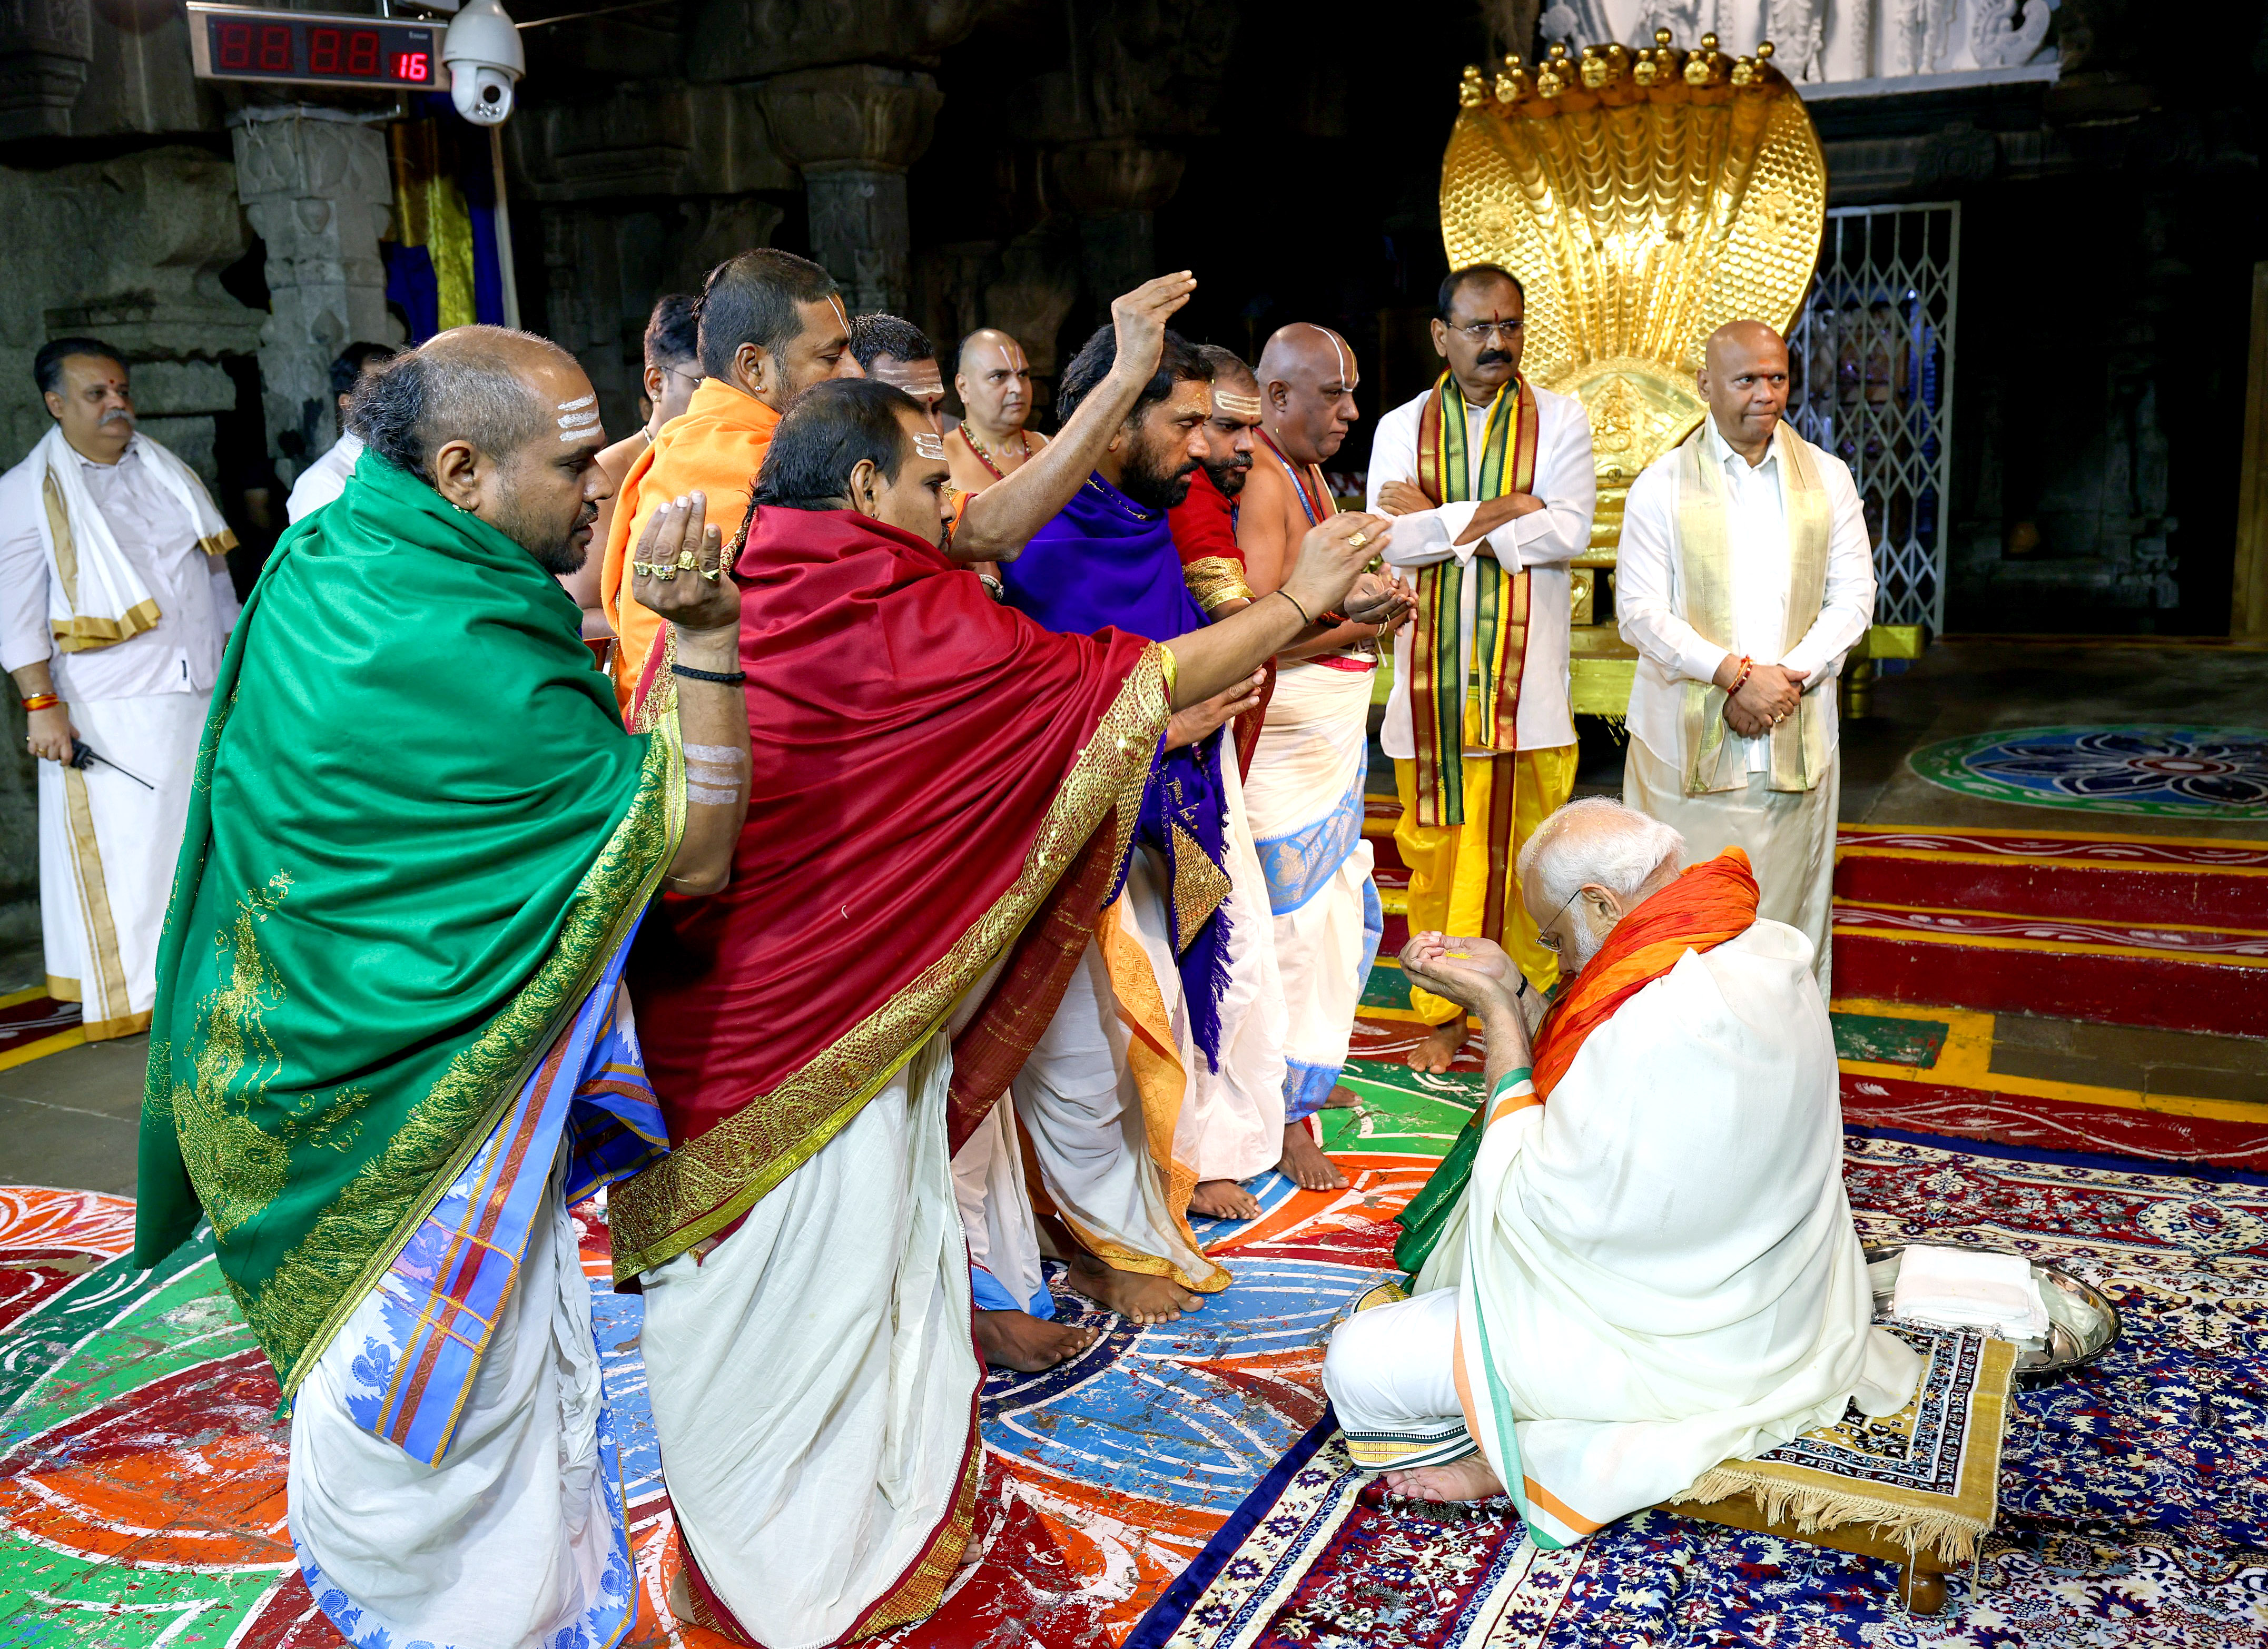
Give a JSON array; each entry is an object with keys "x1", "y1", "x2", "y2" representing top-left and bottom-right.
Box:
[{"x1": 441, "y1": 0, "x2": 523, "y2": 126}]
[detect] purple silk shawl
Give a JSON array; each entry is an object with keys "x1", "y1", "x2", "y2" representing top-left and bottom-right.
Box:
[{"x1": 1003, "y1": 473, "x2": 1234, "y2": 1067}]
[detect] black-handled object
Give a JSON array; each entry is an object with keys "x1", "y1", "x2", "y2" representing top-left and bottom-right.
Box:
[{"x1": 67, "y1": 739, "x2": 154, "y2": 791}]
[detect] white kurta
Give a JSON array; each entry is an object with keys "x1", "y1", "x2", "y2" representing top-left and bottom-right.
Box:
[
  {"x1": 287, "y1": 431, "x2": 364, "y2": 522},
  {"x1": 1323, "y1": 920, "x2": 1919, "y2": 1547},
  {"x1": 1369, "y1": 382, "x2": 1596, "y2": 756},
  {"x1": 1615, "y1": 420, "x2": 1875, "y2": 994},
  {"x1": 1187, "y1": 742, "x2": 1290, "y2": 1180},
  {"x1": 0, "y1": 432, "x2": 239, "y2": 1033}
]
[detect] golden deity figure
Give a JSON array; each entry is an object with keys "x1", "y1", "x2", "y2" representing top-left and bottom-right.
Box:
[{"x1": 1439, "y1": 32, "x2": 1827, "y2": 692}]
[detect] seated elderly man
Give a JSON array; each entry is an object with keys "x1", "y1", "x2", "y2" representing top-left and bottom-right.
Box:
[{"x1": 1323, "y1": 797, "x2": 1919, "y2": 1548}]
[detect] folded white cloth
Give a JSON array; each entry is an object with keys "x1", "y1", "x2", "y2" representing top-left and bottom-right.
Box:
[{"x1": 1892, "y1": 1245, "x2": 2048, "y2": 1337}]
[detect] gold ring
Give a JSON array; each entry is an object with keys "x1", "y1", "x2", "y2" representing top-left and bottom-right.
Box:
[
  {"x1": 1348, "y1": 531, "x2": 1370, "y2": 550},
  {"x1": 676, "y1": 548, "x2": 698, "y2": 570},
  {"x1": 701, "y1": 568, "x2": 721, "y2": 581}
]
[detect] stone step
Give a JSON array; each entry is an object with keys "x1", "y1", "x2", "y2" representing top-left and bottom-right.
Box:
[{"x1": 1835, "y1": 824, "x2": 2268, "y2": 929}]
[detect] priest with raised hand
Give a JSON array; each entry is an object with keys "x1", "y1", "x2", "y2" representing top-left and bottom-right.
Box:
[
  {"x1": 1323, "y1": 798, "x2": 1919, "y2": 1548},
  {"x1": 599, "y1": 248, "x2": 861, "y2": 704},
  {"x1": 607, "y1": 274, "x2": 1389, "y2": 1648},
  {"x1": 1615, "y1": 319, "x2": 1875, "y2": 996},
  {"x1": 132, "y1": 325, "x2": 752, "y2": 1649},
  {"x1": 1370, "y1": 264, "x2": 1598, "y2": 1074}
]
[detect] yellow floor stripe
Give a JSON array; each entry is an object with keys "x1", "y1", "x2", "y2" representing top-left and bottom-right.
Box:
[
  {"x1": 1831, "y1": 994, "x2": 2268, "y2": 1127},
  {"x1": 0, "y1": 1028, "x2": 87, "y2": 1074}
]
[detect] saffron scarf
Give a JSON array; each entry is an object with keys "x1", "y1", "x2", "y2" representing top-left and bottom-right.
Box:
[
  {"x1": 1408, "y1": 372, "x2": 1539, "y2": 827},
  {"x1": 599, "y1": 377, "x2": 780, "y2": 706},
  {"x1": 1002, "y1": 473, "x2": 1238, "y2": 1069},
  {"x1": 1392, "y1": 847, "x2": 1761, "y2": 1274},
  {"x1": 606, "y1": 504, "x2": 1167, "y2": 1279},
  {"x1": 133, "y1": 449, "x2": 679, "y2": 1393}
]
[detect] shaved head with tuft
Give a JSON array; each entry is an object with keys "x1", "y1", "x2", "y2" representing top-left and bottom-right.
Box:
[{"x1": 1257, "y1": 323, "x2": 1360, "y2": 466}]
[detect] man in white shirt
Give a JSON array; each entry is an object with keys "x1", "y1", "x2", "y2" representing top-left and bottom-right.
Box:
[
  {"x1": 1615, "y1": 320, "x2": 1875, "y2": 995},
  {"x1": 0, "y1": 338, "x2": 241, "y2": 1036},
  {"x1": 284, "y1": 341, "x2": 400, "y2": 522},
  {"x1": 1370, "y1": 265, "x2": 1596, "y2": 1071}
]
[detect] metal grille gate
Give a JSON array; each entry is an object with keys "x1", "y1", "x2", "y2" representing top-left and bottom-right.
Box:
[{"x1": 1786, "y1": 203, "x2": 1961, "y2": 633}]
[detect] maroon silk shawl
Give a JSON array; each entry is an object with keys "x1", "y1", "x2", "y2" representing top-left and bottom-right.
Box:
[{"x1": 605, "y1": 505, "x2": 1168, "y2": 1277}]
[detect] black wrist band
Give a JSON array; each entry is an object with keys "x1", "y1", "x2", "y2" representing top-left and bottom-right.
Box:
[
  {"x1": 672, "y1": 663, "x2": 747, "y2": 685},
  {"x1": 1276, "y1": 588, "x2": 1314, "y2": 625}
]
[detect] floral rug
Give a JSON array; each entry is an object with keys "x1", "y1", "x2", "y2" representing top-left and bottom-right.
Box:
[{"x1": 1909, "y1": 725, "x2": 2268, "y2": 818}]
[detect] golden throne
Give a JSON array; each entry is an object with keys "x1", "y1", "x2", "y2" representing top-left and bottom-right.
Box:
[{"x1": 1438, "y1": 33, "x2": 1828, "y2": 715}]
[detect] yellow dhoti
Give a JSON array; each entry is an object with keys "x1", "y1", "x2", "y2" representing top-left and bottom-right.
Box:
[{"x1": 1393, "y1": 744, "x2": 1579, "y2": 1019}]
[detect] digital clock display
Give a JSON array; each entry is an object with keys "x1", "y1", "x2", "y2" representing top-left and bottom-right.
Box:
[{"x1": 186, "y1": 4, "x2": 438, "y2": 89}]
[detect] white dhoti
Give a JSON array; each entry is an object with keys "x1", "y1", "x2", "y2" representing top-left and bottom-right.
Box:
[
  {"x1": 1324, "y1": 920, "x2": 1918, "y2": 1548},
  {"x1": 38, "y1": 690, "x2": 208, "y2": 1036},
  {"x1": 952, "y1": 1093, "x2": 1053, "y2": 1317},
  {"x1": 642, "y1": 1032, "x2": 982, "y2": 1649},
  {"x1": 1186, "y1": 745, "x2": 1289, "y2": 1183},
  {"x1": 1244, "y1": 661, "x2": 1381, "y2": 1121},
  {"x1": 1623, "y1": 736, "x2": 1839, "y2": 996},
  {"x1": 1008, "y1": 846, "x2": 1228, "y2": 1293},
  {"x1": 291, "y1": 1156, "x2": 633, "y2": 1649}
]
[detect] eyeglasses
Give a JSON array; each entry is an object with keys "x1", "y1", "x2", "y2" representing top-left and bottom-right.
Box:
[
  {"x1": 1451, "y1": 320, "x2": 1524, "y2": 344},
  {"x1": 1533, "y1": 884, "x2": 1585, "y2": 955}
]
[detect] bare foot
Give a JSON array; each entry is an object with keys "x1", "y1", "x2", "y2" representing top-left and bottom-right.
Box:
[
  {"x1": 1322, "y1": 1084, "x2": 1364, "y2": 1110},
  {"x1": 1277, "y1": 1121, "x2": 1348, "y2": 1191},
  {"x1": 1190, "y1": 1178, "x2": 1263, "y2": 1221},
  {"x1": 953, "y1": 1525, "x2": 987, "y2": 1570},
  {"x1": 1383, "y1": 1454, "x2": 1505, "y2": 1503},
  {"x1": 973, "y1": 1308, "x2": 1099, "y2": 1371},
  {"x1": 1407, "y1": 1019, "x2": 1465, "y2": 1073},
  {"x1": 1066, "y1": 1254, "x2": 1201, "y2": 1324}
]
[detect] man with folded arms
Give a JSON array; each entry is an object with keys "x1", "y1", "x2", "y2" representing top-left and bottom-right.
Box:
[
  {"x1": 1324, "y1": 797, "x2": 1918, "y2": 1547},
  {"x1": 1615, "y1": 319, "x2": 1875, "y2": 996},
  {"x1": 599, "y1": 247, "x2": 861, "y2": 704},
  {"x1": 133, "y1": 325, "x2": 752, "y2": 1649},
  {"x1": 607, "y1": 277, "x2": 1386, "y2": 1648},
  {"x1": 1370, "y1": 265, "x2": 1597, "y2": 1072}
]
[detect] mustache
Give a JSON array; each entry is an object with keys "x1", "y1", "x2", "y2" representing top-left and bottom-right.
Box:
[
  {"x1": 1475, "y1": 351, "x2": 1513, "y2": 368},
  {"x1": 100, "y1": 409, "x2": 135, "y2": 426}
]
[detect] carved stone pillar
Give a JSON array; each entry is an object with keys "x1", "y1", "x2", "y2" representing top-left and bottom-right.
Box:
[
  {"x1": 229, "y1": 111, "x2": 395, "y2": 472},
  {"x1": 0, "y1": 0, "x2": 90, "y2": 141},
  {"x1": 758, "y1": 64, "x2": 941, "y2": 315},
  {"x1": 1051, "y1": 141, "x2": 1185, "y2": 322}
]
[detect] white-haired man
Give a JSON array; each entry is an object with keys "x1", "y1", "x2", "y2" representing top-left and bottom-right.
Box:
[
  {"x1": 1323, "y1": 797, "x2": 1918, "y2": 1549},
  {"x1": 1615, "y1": 320, "x2": 1876, "y2": 996}
]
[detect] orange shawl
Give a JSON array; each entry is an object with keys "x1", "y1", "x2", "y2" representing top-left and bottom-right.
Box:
[
  {"x1": 600, "y1": 377, "x2": 780, "y2": 707},
  {"x1": 1529, "y1": 847, "x2": 1761, "y2": 1099}
]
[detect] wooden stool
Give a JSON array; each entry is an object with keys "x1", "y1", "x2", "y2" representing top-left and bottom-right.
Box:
[
  {"x1": 1660, "y1": 1490, "x2": 1955, "y2": 1614},
  {"x1": 1653, "y1": 1328, "x2": 2016, "y2": 1618}
]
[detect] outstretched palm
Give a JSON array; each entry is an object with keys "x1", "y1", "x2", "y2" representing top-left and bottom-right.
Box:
[{"x1": 1399, "y1": 932, "x2": 1520, "y2": 1020}]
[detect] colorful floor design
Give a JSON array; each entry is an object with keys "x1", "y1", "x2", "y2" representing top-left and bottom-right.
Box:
[
  {"x1": 1909, "y1": 724, "x2": 2268, "y2": 818},
  {"x1": 7, "y1": 1023, "x2": 2268, "y2": 1645}
]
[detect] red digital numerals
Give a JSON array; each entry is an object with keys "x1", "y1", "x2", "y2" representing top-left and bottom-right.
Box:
[{"x1": 213, "y1": 17, "x2": 405, "y2": 80}]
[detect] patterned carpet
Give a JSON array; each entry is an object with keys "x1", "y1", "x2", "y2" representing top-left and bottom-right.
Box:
[
  {"x1": 5, "y1": 1035, "x2": 2268, "y2": 1645},
  {"x1": 1909, "y1": 725, "x2": 2268, "y2": 818}
]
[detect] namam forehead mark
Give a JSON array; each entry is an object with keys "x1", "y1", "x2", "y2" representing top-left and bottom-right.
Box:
[
  {"x1": 1212, "y1": 385, "x2": 1264, "y2": 421},
  {"x1": 1264, "y1": 323, "x2": 1357, "y2": 392},
  {"x1": 874, "y1": 357, "x2": 947, "y2": 398},
  {"x1": 912, "y1": 429, "x2": 947, "y2": 461},
  {"x1": 970, "y1": 335, "x2": 1028, "y2": 377},
  {"x1": 822, "y1": 294, "x2": 853, "y2": 341},
  {"x1": 555, "y1": 390, "x2": 602, "y2": 442}
]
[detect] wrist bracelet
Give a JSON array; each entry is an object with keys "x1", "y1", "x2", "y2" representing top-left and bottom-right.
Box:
[
  {"x1": 21, "y1": 693, "x2": 59, "y2": 713},
  {"x1": 1275, "y1": 588, "x2": 1314, "y2": 626},
  {"x1": 1727, "y1": 654, "x2": 1755, "y2": 696},
  {"x1": 672, "y1": 663, "x2": 747, "y2": 686}
]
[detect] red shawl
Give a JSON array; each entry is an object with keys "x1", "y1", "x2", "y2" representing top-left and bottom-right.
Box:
[
  {"x1": 606, "y1": 505, "x2": 1168, "y2": 1277},
  {"x1": 1529, "y1": 848, "x2": 1761, "y2": 1100}
]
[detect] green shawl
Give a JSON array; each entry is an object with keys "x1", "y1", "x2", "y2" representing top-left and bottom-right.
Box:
[{"x1": 133, "y1": 451, "x2": 681, "y2": 1394}]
